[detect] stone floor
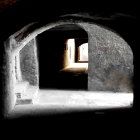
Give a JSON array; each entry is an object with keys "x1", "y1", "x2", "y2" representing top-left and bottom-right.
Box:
[
  {"x1": 13, "y1": 89, "x2": 133, "y2": 117},
  {"x1": 61, "y1": 63, "x2": 88, "y2": 73},
  {"x1": 34, "y1": 90, "x2": 133, "y2": 108}
]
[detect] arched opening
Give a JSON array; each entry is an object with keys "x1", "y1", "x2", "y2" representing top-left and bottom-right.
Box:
[
  {"x1": 37, "y1": 24, "x2": 88, "y2": 90},
  {"x1": 78, "y1": 43, "x2": 88, "y2": 62},
  {"x1": 4, "y1": 20, "x2": 134, "y2": 116}
]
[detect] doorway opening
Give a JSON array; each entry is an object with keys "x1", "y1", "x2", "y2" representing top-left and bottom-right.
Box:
[{"x1": 37, "y1": 24, "x2": 88, "y2": 90}]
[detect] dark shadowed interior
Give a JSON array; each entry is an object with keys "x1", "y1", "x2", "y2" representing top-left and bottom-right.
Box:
[{"x1": 37, "y1": 24, "x2": 88, "y2": 90}]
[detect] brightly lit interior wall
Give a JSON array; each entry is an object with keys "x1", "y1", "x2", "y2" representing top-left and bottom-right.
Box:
[
  {"x1": 63, "y1": 39, "x2": 75, "y2": 68},
  {"x1": 67, "y1": 39, "x2": 75, "y2": 64},
  {"x1": 66, "y1": 39, "x2": 88, "y2": 65}
]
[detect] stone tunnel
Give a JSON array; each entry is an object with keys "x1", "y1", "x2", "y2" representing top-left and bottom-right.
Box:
[{"x1": 3, "y1": 19, "x2": 134, "y2": 114}]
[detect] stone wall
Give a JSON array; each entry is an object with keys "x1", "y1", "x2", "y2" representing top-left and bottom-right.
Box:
[
  {"x1": 79, "y1": 23, "x2": 133, "y2": 92},
  {"x1": 20, "y1": 38, "x2": 38, "y2": 86}
]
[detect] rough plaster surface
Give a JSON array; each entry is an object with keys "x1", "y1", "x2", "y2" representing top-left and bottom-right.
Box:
[
  {"x1": 78, "y1": 23, "x2": 133, "y2": 92},
  {"x1": 20, "y1": 39, "x2": 38, "y2": 86}
]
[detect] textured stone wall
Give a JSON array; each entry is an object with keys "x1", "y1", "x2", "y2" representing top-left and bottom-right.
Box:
[
  {"x1": 79, "y1": 23, "x2": 133, "y2": 92},
  {"x1": 20, "y1": 39, "x2": 38, "y2": 86}
]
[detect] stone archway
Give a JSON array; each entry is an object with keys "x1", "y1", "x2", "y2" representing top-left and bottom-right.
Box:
[
  {"x1": 78, "y1": 43, "x2": 88, "y2": 62},
  {"x1": 4, "y1": 19, "x2": 133, "y2": 113}
]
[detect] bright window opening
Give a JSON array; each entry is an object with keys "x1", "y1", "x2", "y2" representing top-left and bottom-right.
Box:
[{"x1": 79, "y1": 43, "x2": 88, "y2": 62}]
